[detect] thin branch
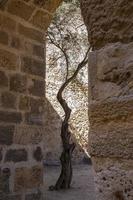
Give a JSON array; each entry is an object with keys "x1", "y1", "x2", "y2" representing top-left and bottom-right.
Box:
[
  {"x1": 48, "y1": 54, "x2": 64, "y2": 67},
  {"x1": 57, "y1": 46, "x2": 91, "y2": 123},
  {"x1": 48, "y1": 32, "x2": 70, "y2": 80}
]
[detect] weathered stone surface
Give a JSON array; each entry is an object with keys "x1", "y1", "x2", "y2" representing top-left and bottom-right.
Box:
[
  {"x1": 81, "y1": 0, "x2": 133, "y2": 49},
  {"x1": 1, "y1": 91, "x2": 17, "y2": 109},
  {"x1": 0, "y1": 30, "x2": 8, "y2": 45},
  {"x1": 29, "y1": 98, "x2": 44, "y2": 113},
  {"x1": 25, "y1": 112, "x2": 43, "y2": 126},
  {"x1": 33, "y1": 44, "x2": 44, "y2": 59},
  {"x1": 31, "y1": 10, "x2": 52, "y2": 30},
  {"x1": 22, "y1": 40, "x2": 33, "y2": 54},
  {"x1": 89, "y1": 97, "x2": 133, "y2": 126},
  {"x1": 21, "y1": 57, "x2": 45, "y2": 77},
  {"x1": 28, "y1": 79, "x2": 45, "y2": 97},
  {"x1": 0, "y1": 111, "x2": 22, "y2": 123},
  {"x1": 14, "y1": 125, "x2": 43, "y2": 145},
  {"x1": 0, "y1": 15, "x2": 16, "y2": 32},
  {"x1": 0, "y1": 148, "x2": 2, "y2": 162},
  {"x1": 43, "y1": 100, "x2": 62, "y2": 161},
  {"x1": 89, "y1": 126, "x2": 133, "y2": 159},
  {"x1": 0, "y1": 125, "x2": 14, "y2": 145},
  {"x1": 2, "y1": 194, "x2": 22, "y2": 200},
  {"x1": 11, "y1": 36, "x2": 20, "y2": 49},
  {"x1": 0, "y1": 49, "x2": 18, "y2": 70},
  {"x1": 19, "y1": 24, "x2": 44, "y2": 43},
  {"x1": 89, "y1": 43, "x2": 133, "y2": 101},
  {"x1": 80, "y1": 1, "x2": 133, "y2": 198},
  {"x1": 0, "y1": 0, "x2": 8, "y2": 10},
  {"x1": 19, "y1": 95, "x2": 29, "y2": 111},
  {"x1": 33, "y1": 0, "x2": 62, "y2": 13},
  {"x1": 42, "y1": 0, "x2": 62, "y2": 13},
  {"x1": 14, "y1": 166, "x2": 43, "y2": 191},
  {"x1": 0, "y1": 168, "x2": 10, "y2": 194},
  {"x1": 25, "y1": 192, "x2": 42, "y2": 200},
  {"x1": 8, "y1": 0, "x2": 35, "y2": 21},
  {"x1": 92, "y1": 157, "x2": 133, "y2": 172},
  {"x1": 5, "y1": 149, "x2": 27, "y2": 163},
  {"x1": 0, "y1": 70, "x2": 8, "y2": 88},
  {"x1": 10, "y1": 74, "x2": 27, "y2": 93},
  {"x1": 95, "y1": 167, "x2": 133, "y2": 200},
  {"x1": 33, "y1": 147, "x2": 43, "y2": 161}
]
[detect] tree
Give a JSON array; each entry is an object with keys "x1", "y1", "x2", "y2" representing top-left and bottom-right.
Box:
[{"x1": 47, "y1": 0, "x2": 90, "y2": 190}]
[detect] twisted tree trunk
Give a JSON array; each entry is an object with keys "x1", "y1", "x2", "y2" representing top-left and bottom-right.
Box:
[{"x1": 49, "y1": 48, "x2": 90, "y2": 191}]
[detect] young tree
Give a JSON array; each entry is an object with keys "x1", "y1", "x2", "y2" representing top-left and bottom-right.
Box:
[{"x1": 47, "y1": 0, "x2": 90, "y2": 190}]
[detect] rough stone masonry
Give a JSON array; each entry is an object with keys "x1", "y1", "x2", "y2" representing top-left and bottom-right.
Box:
[
  {"x1": 81, "y1": 0, "x2": 133, "y2": 199},
  {"x1": 0, "y1": 0, "x2": 133, "y2": 200},
  {"x1": 0, "y1": 0, "x2": 61, "y2": 199}
]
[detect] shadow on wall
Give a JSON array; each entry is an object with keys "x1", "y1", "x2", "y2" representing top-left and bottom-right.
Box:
[{"x1": 43, "y1": 98, "x2": 91, "y2": 165}]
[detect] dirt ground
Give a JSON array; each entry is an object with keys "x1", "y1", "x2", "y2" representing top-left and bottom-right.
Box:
[{"x1": 44, "y1": 164, "x2": 96, "y2": 200}]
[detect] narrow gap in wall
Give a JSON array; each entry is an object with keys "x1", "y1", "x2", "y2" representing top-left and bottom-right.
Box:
[
  {"x1": 46, "y1": 0, "x2": 90, "y2": 164},
  {"x1": 44, "y1": 1, "x2": 96, "y2": 199}
]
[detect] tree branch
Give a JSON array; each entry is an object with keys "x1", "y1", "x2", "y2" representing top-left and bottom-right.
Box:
[{"x1": 57, "y1": 46, "x2": 90, "y2": 124}]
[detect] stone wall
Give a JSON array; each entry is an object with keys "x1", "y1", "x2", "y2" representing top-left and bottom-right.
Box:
[
  {"x1": 0, "y1": 0, "x2": 62, "y2": 199},
  {"x1": 0, "y1": 0, "x2": 133, "y2": 199},
  {"x1": 81, "y1": 0, "x2": 133, "y2": 199}
]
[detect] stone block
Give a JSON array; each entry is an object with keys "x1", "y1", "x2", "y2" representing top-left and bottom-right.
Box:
[
  {"x1": 81, "y1": 1, "x2": 133, "y2": 48},
  {"x1": 0, "y1": 148, "x2": 2, "y2": 162},
  {"x1": 33, "y1": 44, "x2": 44, "y2": 59},
  {"x1": 28, "y1": 79, "x2": 45, "y2": 97},
  {"x1": 0, "y1": 111, "x2": 22, "y2": 123},
  {"x1": 25, "y1": 191, "x2": 42, "y2": 200},
  {"x1": 0, "y1": 168, "x2": 10, "y2": 194},
  {"x1": 14, "y1": 166, "x2": 43, "y2": 191},
  {"x1": 33, "y1": 147, "x2": 43, "y2": 162},
  {"x1": 31, "y1": 10, "x2": 52, "y2": 30},
  {"x1": 19, "y1": 95, "x2": 29, "y2": 111},
  {"x1": 0, "y1": 71, "x2": 8, "y2": 88},
  {"x1": 29, "y1": 98, "x2": 44, "y2": 113},
  {"x1": 8, "y1": 0, "x2": 35, "y2": 21},
  {"x1": 0, "y1": 1, "x2": 7, "y2": 10},
  {"x1": 89, "y1": 126, "x2": 133, "y2": 159},
  {"x1": 1, "y1": 91, "x2": 17, "y2": 109},
  {"x1": 0, "y1": 125, "x2": 14, "y2": 145},
  {"x1": 42, "y1": 0, "x2": 62, "y2": 13},
  {"x1": 25, "y1": 112, "x2": 43, "y2": 126},
  {"x1": 11, "y1": 36, "x2": 20, "y2": 49},
  {"x1": 0, "y1": 30, "x2": 8, "y2": 45},
  {"x1": 10, "y1": 74, "x2": 27, "y2": 93},
  {"x1": 22, "y1": 41, "x2": 33, "y2": 54},
  {"x1": 89, "y1": 43, "x2": 133, "y2": 100},
  {"x1": 19, "y1": 24, "x2": 44, "y2": 43},
  {"x1": 5, "y1": 149, "x2": 27, "y2": 163},
  {"x1": 89, "y1": 97, "x2": 133, "y2": 126},
  {"x1": 0, "y1": 49, "x2": 18, "y2": 70},
  {"x1": 0, "y1": 15, "x2": 16, "y2": 32},
  {"x1": 33, "y1": 0, "x2": 61, "y2": 13},
  {"x1": 14, "y1": 125, "x2": 43, "y2": 145},
  {"x1": 21, "y1": 57, "x2": 45, "y2": 77},
  {"x1": 95, "y1": 167, "x2": 133, "y2": 200},
  {"x1": 2, "y1": 194, "x2": 22, "y2": 200},
  {"x1": 92, "y1": 157, "x2": 133, "y2": 172}
]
